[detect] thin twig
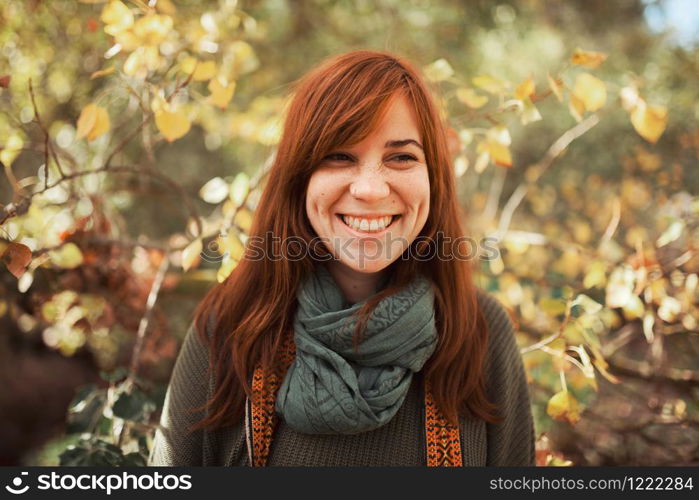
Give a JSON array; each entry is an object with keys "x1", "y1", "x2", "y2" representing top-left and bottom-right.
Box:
[
  {"x1": 28, "y1": 79, "x2": 66, "y2": 178},
  {"x1": 128, "y1": 252, "x2": 170, "y2": 384},
  {"x1": 491, "y1": 114, "x2": 600, "y2": 241}
]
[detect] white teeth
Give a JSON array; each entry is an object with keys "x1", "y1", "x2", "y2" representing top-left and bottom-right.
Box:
[{"x1": 340, "y1": 215, "x2": 395, "y2": 233}]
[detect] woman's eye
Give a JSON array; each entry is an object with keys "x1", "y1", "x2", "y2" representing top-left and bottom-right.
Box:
[
  {"x1": 325, "y1": 153, "x2": 353, "y2": 162},
  {"x1": 390, "y1": 154, "x2": 417, "y2": 163}
]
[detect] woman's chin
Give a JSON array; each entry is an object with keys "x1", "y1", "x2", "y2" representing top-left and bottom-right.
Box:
[{"x1": 331, "y1": 256, "x2": 393, "y2": 275}]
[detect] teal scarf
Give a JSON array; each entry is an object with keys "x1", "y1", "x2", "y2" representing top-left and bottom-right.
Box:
[{"x1": 275, "y1": 264, "x2": 438, "y2": 435}]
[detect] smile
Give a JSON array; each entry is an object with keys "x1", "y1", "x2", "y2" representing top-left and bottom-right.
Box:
[{"x1": 336, "y1": 213, "x2": 401, "y2": 233}]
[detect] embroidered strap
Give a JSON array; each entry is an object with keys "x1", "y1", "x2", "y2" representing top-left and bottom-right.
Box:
[
  {"x1": 424, "y1": 378, "x2": 463, "y2": 466},
  {"x1": 247, "y1": 333, "x2": 462, "y2": 466}
]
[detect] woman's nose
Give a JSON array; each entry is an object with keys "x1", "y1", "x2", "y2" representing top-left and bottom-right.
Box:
[{"x1": 349, "y1": 162, "x2": 390, "y2": 200}]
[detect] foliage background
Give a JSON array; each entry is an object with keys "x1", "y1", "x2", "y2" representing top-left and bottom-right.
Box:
[{"x1": 1, "y1": 0, "x2": 697, "y2": 466}]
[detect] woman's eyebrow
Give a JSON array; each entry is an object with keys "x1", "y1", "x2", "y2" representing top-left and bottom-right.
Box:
[{"x1": 385, "y1": 139, "x2": 423, "y2": 150}]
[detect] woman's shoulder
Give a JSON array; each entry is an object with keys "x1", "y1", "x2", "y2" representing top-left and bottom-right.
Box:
[
  {"x1": 473, "y1": 288, "x2": 521, "y2": 372},
  {"x1": 474, "y1": 288, "x2": 516, "y2": 339}
]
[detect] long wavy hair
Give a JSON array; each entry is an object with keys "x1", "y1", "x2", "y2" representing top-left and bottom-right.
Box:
[{"x1": 188, "y1": 49, "x2": 501, "y2": 431}]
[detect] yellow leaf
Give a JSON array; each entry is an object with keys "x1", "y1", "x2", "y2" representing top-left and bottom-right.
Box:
[
  {"x1": 472, "y1": 74, "x2": 508, "y2": 94},
  {"x1": 229, "y1": 172, "x2": 250, "y2": 207},
  {"x1": 474, "y1": 151, "x2": 490, "y2": 173},
  {"x1": 217, "y1": 232, "x2": 246, "y2": 262},
  {"x1": 630, "y1": 100, "x2": 668, "y2": 144},
  {"x1": 424, "y1": 58, "x2": 454, "y2": 82},
  {"x1": 547, "y1": 73, "x2": 563, "y2": 102},
  {"x1": 456, "y1": 87, "x2": 488, "y2": 108},
  {"x1": 181, "y1": 58, "x2": 217, "y2": 81},
  {"x1": 568, "y1": 94, "x2": 585, "y2": 122},
  {"x1": 514, "y1": 76, "x2": 535, "y2": 100},
  {"x1": 101, "y1": 0, "x2": 133, "y2": 36},
  {"x1": 234, "y1": 209, "x2": 253, "y2": 233},
  {"x1": 622, "y1": 294, "x2": 644, "y2": 321},
  {"x1": 572, "y1": 294, "x2": 603, "y2": 314},
  {"x1": 181, "y1": 238, "x2": 202, "y2": 272},
  {"x1": 123, "y1": 46, "x2": 161, "y2": 77},
  {"x1": 481, "y1": 126, "x2": 512, "y2": 168},
  {"x1": 155, "y1": 109, "x2": 191, "y2": 142},
  {"x1": 48, "y1": 243, "x2": 84, "y2": 269},
  {"x1": 572, "y1": 73, "x2": 606, "y2": 112},
  {"x1": 605, "y1": 266, "x2": 635, "y2": 308},
  {"x1": 571, "y1": 48, "x2": 608, "y2": 69},
  {"x1": 217, "y1": 257, "x2": 238, "y2": 283},
  {"x1": 520, "y1": 97, "x2": 542, "y2": 125},
  {"x1": 90, "y1": 66, "x2": 115, "y2": 80},
  {"x1": 0, "y1": 133, "x2": 24, "y2": 166},
  {"x1": 547, "y1": 390, "x2": 581, "y2": 424},
  {"x1": 76, "y1": 104, "x2": 110, "y2": 141},
  {"x1": 583, "y1": 260, "x2": 607, "y2": 289},
  {"x1": 133, "y1": 14, "x2": 173, "y2": 46},
  {"x1": 76, "y1": 104, "x2": 98, "y2": 140},
  {"x1": 207, "y1": 77, "x2": 236, "y2": 109},
  {"x1": 657, "y1": 296, "x2": 681, "y2": 322},
  {"x1": 199, "y1": 177, "x2": 229, "y2": 204},
  {"x1": 454, "y1": 155, "x2": 469, "y2": 177},
  {"x1": 539, "y1": 297, "x2": 568, "y2": 316}
]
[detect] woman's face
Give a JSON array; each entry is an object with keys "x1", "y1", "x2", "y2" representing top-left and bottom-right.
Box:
[{"x1": 305, "y1": 92, "x2": 431, "y2": 274}]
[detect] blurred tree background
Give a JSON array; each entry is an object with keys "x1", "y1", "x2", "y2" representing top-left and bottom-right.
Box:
[{"x1": 1, "y1": 0, "x2": 697, "y2": 466}]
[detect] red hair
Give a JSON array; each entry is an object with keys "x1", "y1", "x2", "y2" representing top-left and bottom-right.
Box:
[{"x1": 188, "y1": 50, "x2": 501, "y2": 431}]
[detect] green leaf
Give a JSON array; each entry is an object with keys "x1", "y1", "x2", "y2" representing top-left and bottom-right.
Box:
[{"x1": 112, "y1": 389, "x2": 157, "y2": 422}]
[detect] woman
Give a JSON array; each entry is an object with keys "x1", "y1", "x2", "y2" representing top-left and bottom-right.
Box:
[{"x1": 149, "y1": 50, "x2": 535, "y2": 466}]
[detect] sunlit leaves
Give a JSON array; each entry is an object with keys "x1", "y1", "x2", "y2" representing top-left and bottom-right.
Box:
[
  {"x1": 453, "y1": 155, "x2": 469, "y2": 177},
  {"x1": 571, "y1": 73, "x2": 607, "y2": 115},
  {"x1": 456, "y1": 87, "x2": 488, "y2": 108},
  {"x1": 181, "y1": 238, "x2": 202, "y2": 271},
  {"x1": 101, "y1": 1, "x2": 133, "y2": 36},
  {"x1": 181, "y1": 57, "x2": 217, "y2": 81},
  {"x1": 132, "y1": 14, "x2": 173, "y2": 46},
  {"x1": 520, "y1": 97, "x2": 542, "y2": 125},
  {"x1": 514, "y1": 76, "x2": 535, "y2": 100},
  {"x1": 199, "y1": 177, "x2": 229, "y2": 204},
  {"x1": 2, "y1": 242, "x2": 32, "y2": 278},
  {"x1": 478, "y1": 126, "x2": 513, "y2": 168},
  {"x1": 656, "y1": 219, "x2": 684, "y2": 247},
  {"x1": 571, "y1": 48, "x2": 608, "y2": 69},
  {"x1": 48, "y1": 242, "x2": 84, "y2": 269},
  {"x1": 207, "y1": 77, "x2": 236, "y2": 109},
  {"x1": 229, "y1": 172, "x2": 250, "y2": 207},
  {"x1": 605, "y1": 265, "x2": 636, "y2": 308},
  {"x1": 472, "y1": 74, "x2": 508, "y2": 94},
  {"x1": 630, "y1": 100, "x2": 668, "y2": 144},
  {"x1": 547, "y1": 390, "x2": 581, "y2": 425},
  {"x1": 424, "y1": 58, "x2": 454, "y2": 82},
  {"x1": 76, "y1": 104, "x2": 110, "y2": 141},
  {"x1": 544, "y1": 74, "x2": 562, "y2": 103},
  {"x1": 155, "y1": 108, "x2": 191, "y2": 142},
  {"x1": 0, "y1": 133, "x2": 24, "y2": 165}
]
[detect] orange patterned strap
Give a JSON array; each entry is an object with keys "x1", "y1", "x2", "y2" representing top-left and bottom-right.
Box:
[
  {"x1": 247, "y1": 335, "x2": 462, "y2": 467},
  {"x1": 247, "y1": 331, "x2": 296, "y2": 467},
  {"x1": 424, "y1": 378, "x2": 463, "y2": 467}
]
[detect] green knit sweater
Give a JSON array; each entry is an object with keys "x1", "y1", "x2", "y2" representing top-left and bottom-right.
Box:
[{"x1": 148, "y1": 289, "x2": 536, "y2": 466}]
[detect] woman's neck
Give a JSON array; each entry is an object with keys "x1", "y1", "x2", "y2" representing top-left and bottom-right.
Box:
[{"x1": 324, "y1": 261, "x2": 390, "y2": 305}]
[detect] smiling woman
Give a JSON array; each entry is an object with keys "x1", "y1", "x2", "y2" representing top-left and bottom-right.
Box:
[{"x1": 149, "y1": 50, "x2": 535, "y2": 467}]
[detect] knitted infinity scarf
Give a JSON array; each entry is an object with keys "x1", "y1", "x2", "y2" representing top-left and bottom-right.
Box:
[{"x1": 275, "y1": 264, "x2": 438, "y2": 435}]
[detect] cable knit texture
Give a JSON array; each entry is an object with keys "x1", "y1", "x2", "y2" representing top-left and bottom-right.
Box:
[{"x1": 148, "y1": 289, "x2": 536, "y2": 466}]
